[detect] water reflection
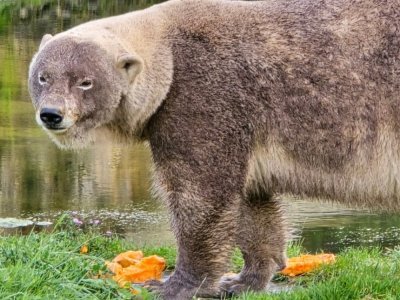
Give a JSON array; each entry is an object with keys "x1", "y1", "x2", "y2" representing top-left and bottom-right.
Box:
[
  {"x1": 285, "y1": 199, "x2": 400, "y2": 252},
  {"x1": 0, "y1": 0, "x2": 400, "y2": 252}
]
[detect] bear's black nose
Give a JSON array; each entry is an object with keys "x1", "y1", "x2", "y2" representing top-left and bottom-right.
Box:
[{"x1": 40, "y1": 108, "x2": 64, "y2": 127}]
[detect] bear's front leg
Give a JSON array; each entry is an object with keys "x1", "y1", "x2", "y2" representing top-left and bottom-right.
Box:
[
  {"x1": 148, "y1": 170, "x2": 242, "y2": 299},
  {"x1": 146, "y1": 88, "x2": 253, "y2": 299}
]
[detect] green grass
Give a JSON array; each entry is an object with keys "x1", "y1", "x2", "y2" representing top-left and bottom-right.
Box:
[
  {"x1": 239, "y1": 247, "x2": 400, "y2": 300},
  {"x1": 0, "y1": 217, "x2": 171, "y2": 300},
  {"x1": 0, "y1": 217, "x2": 399, "y2": 299}
]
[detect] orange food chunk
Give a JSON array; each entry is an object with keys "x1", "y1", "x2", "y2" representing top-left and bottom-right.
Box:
[
  {"x1": 105, "y1": 261, "x2": 123, "y2": 274},
  {"x1": 113, "y1": 250, "x2": 144, "y2": 268},
  {"x1": 80, "y1": 245, "x2": 89, "y2": 254},
  {"x1": 106, "y1": 251, "x2": 166, "y2": 286},
  {"x1": 281, "y1": 253, "x2": 336, "y2": 277}
]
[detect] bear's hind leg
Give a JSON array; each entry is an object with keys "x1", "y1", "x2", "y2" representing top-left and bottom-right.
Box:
[{"x1": 220, "y1": 190, "x2": 287, "y2": 295}]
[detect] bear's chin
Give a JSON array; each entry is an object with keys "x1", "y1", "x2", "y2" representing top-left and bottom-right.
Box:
[{"x1": 45, "y1": 126, "x2": 97, "y2": 150}]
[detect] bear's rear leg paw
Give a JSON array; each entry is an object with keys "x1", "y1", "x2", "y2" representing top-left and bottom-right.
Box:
[{"x1": 219, "y1": 272, "x2": 271, "y2": 296}]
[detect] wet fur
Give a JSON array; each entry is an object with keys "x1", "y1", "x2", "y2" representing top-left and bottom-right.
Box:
[{"x1": 29, "y1": 0, "x2": 400, "y2": 299}]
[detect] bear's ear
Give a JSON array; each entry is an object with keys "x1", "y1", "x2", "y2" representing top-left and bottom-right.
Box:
[
  {"x1": 39, "y1": 34, "x2": 53, "y2": 49},
  {"x1": 117, "y1": 53, "x2": 143, "y2": 83}
]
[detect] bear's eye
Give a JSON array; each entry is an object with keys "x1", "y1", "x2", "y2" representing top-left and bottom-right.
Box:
[
  {"x1": 38, "y1": 74, "x2": 47, "y2": 85},
  {"x1": 78, "y1": 79, "x2": 93, "y2": 90}
]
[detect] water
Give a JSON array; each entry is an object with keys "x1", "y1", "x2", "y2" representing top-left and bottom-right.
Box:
[{"x1": 1, "y1": 0, "x2": 400, "y2": 253}]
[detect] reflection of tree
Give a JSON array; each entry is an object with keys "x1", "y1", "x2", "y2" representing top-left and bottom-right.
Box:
[
  {"x1": 0, "y1": 1, "x2": 165, "y2": 218},
  {"x1": 0, "y1": 128, "x2": 156, "y2": 215},
  {"x1": 1, "y1": 0, "x2": 163, "y2": 39}
]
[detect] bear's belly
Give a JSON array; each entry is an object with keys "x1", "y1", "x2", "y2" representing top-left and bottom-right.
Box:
[{"x1": 246, "y1": 130, "x2": 400, "y2": 210}]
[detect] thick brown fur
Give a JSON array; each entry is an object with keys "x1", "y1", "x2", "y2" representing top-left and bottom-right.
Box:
[{"x1": 28, "y1": 0, "x2": 400, "y2": 298}]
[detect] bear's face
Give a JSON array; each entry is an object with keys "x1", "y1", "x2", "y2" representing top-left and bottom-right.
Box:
[{"x1": 29, "y1": 35, "x2": 139, "y2": 149}]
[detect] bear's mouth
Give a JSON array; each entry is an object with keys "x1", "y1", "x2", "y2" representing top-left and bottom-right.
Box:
[{"x1": 45, "y1": 126, "x2": 68, "y2": 134}]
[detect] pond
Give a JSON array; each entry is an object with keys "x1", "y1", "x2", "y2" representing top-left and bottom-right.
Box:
[{"x1": 1, "y1": 0, "x2": 400, "y2": 253}]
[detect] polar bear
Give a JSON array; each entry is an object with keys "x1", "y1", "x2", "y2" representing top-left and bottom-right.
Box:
[{"x1": 29, "y1": 0, "x2": 400, "y2": 298}]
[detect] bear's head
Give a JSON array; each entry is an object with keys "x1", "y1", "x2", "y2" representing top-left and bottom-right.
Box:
[{"x1": 28, "y1": 34, "x2": 142, "y2": 149}]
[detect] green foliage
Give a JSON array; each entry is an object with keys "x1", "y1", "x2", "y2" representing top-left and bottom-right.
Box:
[{"x1": 0, "y1": 224, "x2": 131, "y2": 299}]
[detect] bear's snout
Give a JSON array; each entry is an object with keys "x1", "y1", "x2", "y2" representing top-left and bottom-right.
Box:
[{"x1": 40, "y1": 107, "x2": 64, "y2": 129}]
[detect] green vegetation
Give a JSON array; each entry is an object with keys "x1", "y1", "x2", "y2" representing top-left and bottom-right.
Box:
[
  {"x1": 0, "y1": 217, "x2": 168, "y2": 300},
  {"x1": 1, "y1": 218, "x2": 399, "y2": 299},
  {"x1": 240, "y1": 247, "x2": 400, "y2": 300}
]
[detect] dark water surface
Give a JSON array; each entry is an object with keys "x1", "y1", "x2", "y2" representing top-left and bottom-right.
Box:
[{"x1": 1, "y1": 0, "x2": 400, "y2": 253}]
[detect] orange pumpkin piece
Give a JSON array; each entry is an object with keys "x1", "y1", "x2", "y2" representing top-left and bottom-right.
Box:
[
  {"x1": 113, "y1": 250, "x2": 144, "y2": 268},
  {"x1": 80, "y1": 245, "x2": 89, "y2": 254},
  {"x1": 106, "y1": 251, "x2": 166, "y2": 286},
  {"x1": 105, "y1": 261, "x2": 123, "y2": 274},
  {"x1": 281, "y1": 253, "x2": 336, "y2": 277}
]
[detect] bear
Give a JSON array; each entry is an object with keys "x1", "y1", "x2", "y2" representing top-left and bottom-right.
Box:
[{"x1": 28, "y1": 0, "x2": 400, "y2": 299}]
